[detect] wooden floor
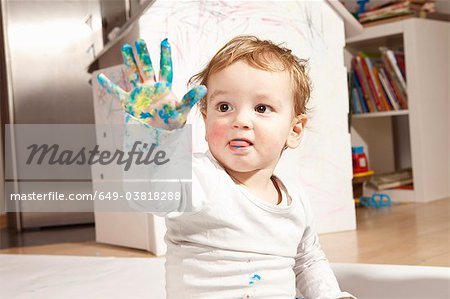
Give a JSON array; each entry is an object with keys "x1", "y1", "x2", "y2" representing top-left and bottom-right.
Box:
[
  {"x1": 320, "y1": 197, "x2": 449, "y2": 267},
  {"x1": 1, "y1": 198, "x2": 449, "y2": 267}
]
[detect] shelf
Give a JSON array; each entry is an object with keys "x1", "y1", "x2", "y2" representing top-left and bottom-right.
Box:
[
  {"x1": 348, "y1": 17, "x2": 450, "y2": 203},
  {"x1": 346, "y1": 19, "x2": 406, "y2": 44},
  {"x1": 352, "y1": 110, "x2": 409, "y2": 119}
]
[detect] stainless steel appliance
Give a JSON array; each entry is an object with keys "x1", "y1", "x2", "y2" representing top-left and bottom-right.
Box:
[{"x1": 1, "y1": 0, "x2": 103, "y2": 230}]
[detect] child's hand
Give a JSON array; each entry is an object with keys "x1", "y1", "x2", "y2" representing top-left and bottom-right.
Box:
[{"x1": 97, "y1": 38, "x2": 207, "y2": 130}]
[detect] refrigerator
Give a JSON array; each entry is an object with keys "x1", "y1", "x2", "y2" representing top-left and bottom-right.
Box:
[{"x1": 1, "y1": 0, "x2": 103, "y2": 230}]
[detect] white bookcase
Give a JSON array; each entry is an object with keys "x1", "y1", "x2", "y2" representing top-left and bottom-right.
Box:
[{"x1": 345, "y1": 18, "x2": 450, "y2": 203}]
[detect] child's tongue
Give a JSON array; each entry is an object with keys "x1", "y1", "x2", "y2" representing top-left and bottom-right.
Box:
[{"x1": 229, "y1": 139, "x2": 251, "y2": 147}]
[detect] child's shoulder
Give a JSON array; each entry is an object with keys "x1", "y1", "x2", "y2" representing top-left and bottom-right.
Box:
[
  {"x1": 192, "y1": 151, "x2": 225, "y2": 172},
  {"x1": 276, "y1": 176, "x2": 312, "y2": 210},
  {"x1": 191, "y1": 151, "x2": 224, "y2": 188}
]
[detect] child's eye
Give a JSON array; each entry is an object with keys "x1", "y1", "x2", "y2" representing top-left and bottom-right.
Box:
[
  {"x1": 217, "y1": 103, "x2": 231, "y2": 112},
  {"x1": 255, "y1": 104, "x2": 273, "y2": 114}
]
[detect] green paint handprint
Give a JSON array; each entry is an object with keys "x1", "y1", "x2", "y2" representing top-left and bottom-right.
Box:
[{"x1": 97, "y1": 38, "x2": 207, "y2": 130}]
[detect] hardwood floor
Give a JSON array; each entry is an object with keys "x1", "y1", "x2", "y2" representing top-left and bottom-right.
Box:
[
  {"x1": 320, "y1": 198, "x2": 450, "y2": 267},
  {"x1": 1, "y1": 198, "x2": 449, "y2": 267},
  {"x1": 0, "y1": 223, "x2": 95, "y2": 249}
]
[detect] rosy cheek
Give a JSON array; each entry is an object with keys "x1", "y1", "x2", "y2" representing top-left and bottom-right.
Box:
[{"x1": 207, "y1": 121, "x2": 228, "y2": 145}]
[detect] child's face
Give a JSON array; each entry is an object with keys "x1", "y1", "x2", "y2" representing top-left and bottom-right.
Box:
[{"x1": 204, "y1": 60, "x2": 305, "y2": 173}]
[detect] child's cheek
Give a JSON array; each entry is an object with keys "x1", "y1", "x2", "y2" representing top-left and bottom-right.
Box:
[{"x1": 207, "y1": 121, "x2": 229, "y2": 146}]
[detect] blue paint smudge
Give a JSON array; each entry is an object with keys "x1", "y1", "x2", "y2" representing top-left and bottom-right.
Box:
[
  {"x1": 140, "y1": 112, "x2": 154, "y2": 119},
  {"x1": 249, "y1": 274, "x2": 261, "y2": 285}
]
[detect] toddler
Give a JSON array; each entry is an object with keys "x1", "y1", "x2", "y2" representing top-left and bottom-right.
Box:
[{"x1": 98, "y1": 35, "x2": 354, "y2": 299}]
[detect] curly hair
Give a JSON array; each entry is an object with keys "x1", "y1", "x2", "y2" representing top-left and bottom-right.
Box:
[{"x1": 188, "y1": 35, "x2": 311, "y2": 116}]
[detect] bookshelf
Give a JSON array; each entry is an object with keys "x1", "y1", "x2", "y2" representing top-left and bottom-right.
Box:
[
  {"x1": 352, "y1": 110, "x2": 409, "y2": 119},
  {"x1": 346, "y1": 18, "x2": 450, "y2": 203}
]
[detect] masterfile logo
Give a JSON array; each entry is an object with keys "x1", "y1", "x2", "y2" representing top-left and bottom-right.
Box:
[
  {"x1": 26, "y1": 141, "x2": 170, "y2": 171},
  {"x1": 3, "y1": 124, "x2": 193, "y2": 213}
]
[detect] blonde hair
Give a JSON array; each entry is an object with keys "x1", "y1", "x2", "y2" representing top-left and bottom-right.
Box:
[{"x1": 188, "y1": 35, "x2": 311, "y2": 116}]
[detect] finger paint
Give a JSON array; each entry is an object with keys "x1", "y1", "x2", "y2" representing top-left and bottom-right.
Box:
[
  {"x1": 100, "y1": 38, "x2": 204, "y2": 130},
  {"x1": 135, "y1": 39, "x2": 156, "y2": 82},
  {"x1": 121, "y1": 44, "x2": 141, "y2": 87},
  {"x1": 160, "y1": 38, "x2": 173, "y2": 86}
]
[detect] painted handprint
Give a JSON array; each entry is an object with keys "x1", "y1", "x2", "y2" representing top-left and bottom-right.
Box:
[{"x1": 97, "y1": 38, "x2": 207, "y2": 130}]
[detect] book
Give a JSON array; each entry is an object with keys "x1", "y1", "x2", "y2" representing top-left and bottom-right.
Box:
[
  {"x1": 358, "y1": 0, "x2": 436, "y2": 24},
  {"x1": 372, "y1": 64, "x2": 392, "y2": 111},
  {"x1": 352, "y1": 57, "x2": 375, "y2": 112},
  {"x1": 349, "y1": 47, "x2": 408, "y2": 113},
  {"x1": 394, "y1": 51, "x2": 406, "y2": 80},
  {"x1": 386, "y1": 48, "x2": 407, "y2": 91},
  {"x1": 391, "y1": 78, "x2": 409, "y2": 109},
  {"x1": 379, "y1": 47, "x2": 408, "y2": 109},
  {"x1": 392, "y1": 183, "x2": 414, "y2": 190},
  {"x1": 349, "y1": 70, "x2": 363, "y2": 114},
  {"x1": 359, "y1": 1, "x2": 414, "y2": 23},
  {"x1": 378, "y1": 67, "x2": 400, "y2": 110},
  {"x1": 362, "y1": 14, "x2": 414, "y2": 27},
  {"x1": 351, "y1": 88, "x2": 362, "y2": 114},
  {"x1": 358, "y1": 54, "x2": 384, "y2": 111},
  {"x1": 352, "y1": 70, "x2": 369, "y2": 113},
  {"x1": 362, "y1": 54, "x2": 388, "y2": 111},
  {"x1": 370, "y1": 168, "x2": 413, "y2": 190}
]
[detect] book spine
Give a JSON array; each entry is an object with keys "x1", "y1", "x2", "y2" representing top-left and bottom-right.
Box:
[
  {"x1": 359, "y1": 54, "x2": 383, "y2": 111},
  {"x1": 352, "y1": 70, "x2": 368, "y2": 113},
  {"x1": 386, "y1": 49, "x2": 407, "y2": 91},
  {"x1": 394, "y1": 52, "x2": 406, "y2": 80},
  {"x1": 364, "y1": 56, "x2": 390, "y2": 111},
  {"x1": 352, "y1": 57, "x2": 374, "y2": 112},
  {"x1": 372, "y1": 66, "x2": 392, "y2": 111},
  {"x1": 359, "y1": 1, "x2": 410, "y2": 19},
  {"x1": 391, "y1": 78, "x2": 409, "y2": 109},
  {"x1": 380, "y1": 48, "x2": 408, "y2": 109},
  {"x1": 379, "y1": 68, "x2": 400, "y2": 111},
  {"x1": 352, "y1": 88, "x2": 362, "y2": 114}
]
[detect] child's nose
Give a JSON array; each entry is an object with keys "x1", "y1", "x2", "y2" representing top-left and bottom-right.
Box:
[{"x1": 232, "y1": 111, "x2": 253, "y2": 130}]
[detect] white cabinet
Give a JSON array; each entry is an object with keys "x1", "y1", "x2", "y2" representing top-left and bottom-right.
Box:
[
  {"x1": 91, "y1": 65, "x2": 167, "y2": 256},
  {"x1": 346, "y1": 18, "x2": 450, "y2": 202}
]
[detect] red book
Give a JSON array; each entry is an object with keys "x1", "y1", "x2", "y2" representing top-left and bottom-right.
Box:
[
  {"x1": 358, "y1": 53, "x2": 383, "y2": 111},
  {"x1": 372, "y1": 66, "x2": 392, "y2": 111},
  {"x1": 391, "y1": 79, "x2": 408, "y2": 109},
  {"x1": 394, "y1": 51, "x2": 406, "y2": 81},
  {"x1": 379, "y1": 67, "x2": 400, "y2": 110},
  {"x1": 380, "y1": 47, "x2": 407, "y2": 94},
  {"x1": 380, "y1": 52, "x2": 408, "y2": 109},
  {"x1": 352, "y1": 57, "x2": 374, "y2": 112}
]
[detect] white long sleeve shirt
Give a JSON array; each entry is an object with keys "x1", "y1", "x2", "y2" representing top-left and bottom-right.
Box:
[{"x1": 126, "y1": 125, "x2": 354, "y2": 299}]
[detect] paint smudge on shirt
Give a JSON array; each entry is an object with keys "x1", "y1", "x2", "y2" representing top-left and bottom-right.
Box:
[{"x1": 249, "y1": 273, "x2": 261, "y2": 285}]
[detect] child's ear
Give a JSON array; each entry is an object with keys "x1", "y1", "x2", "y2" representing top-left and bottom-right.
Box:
[{"x1": 286, "y1": 114, "x2": 307, "y2": 149}]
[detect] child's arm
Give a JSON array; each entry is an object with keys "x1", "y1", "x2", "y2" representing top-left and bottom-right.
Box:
[
  {"x1": 96, "y1": 38, "x2": 207, "y2": 216},
  {"x1": 294, "y1": 197, "x2": 356, "y2": 299}
]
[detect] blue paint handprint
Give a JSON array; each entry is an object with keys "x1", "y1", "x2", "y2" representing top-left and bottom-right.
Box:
[{"x1": 97, "y1": 38, "x2": 207, "y2": 130}]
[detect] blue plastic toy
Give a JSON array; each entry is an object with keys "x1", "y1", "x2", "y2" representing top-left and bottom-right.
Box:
[
  {"x1": 360, "y1": 193, "x2": 391, "y2": 208},
  {"x1": 356, "y1": 0, "x2": 370, "y2": 15}
]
